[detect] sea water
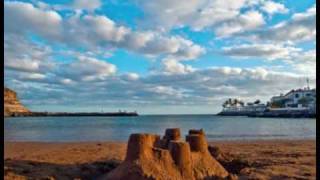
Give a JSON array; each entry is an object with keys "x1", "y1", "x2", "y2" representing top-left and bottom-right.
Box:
[{"x1": 4, "y1": 115, "x2": 316, "y2": 142}]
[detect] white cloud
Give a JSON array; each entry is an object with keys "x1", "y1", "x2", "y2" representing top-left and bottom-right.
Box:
[
  {"x1": 122, "y1": 31, "x2": 155, "y2": 50},
  {"x1": 58, "y1": 56, "x2": 116, "y2": 82},
  {"x1": 222, "y1": 44, "x2": 316, "y2": 78},
  {"x1": 4, "y1": 35, "x2": 55, "y2": 73},
  {"x1": 64, "y1": 14, "x2": 205, "y2": 60},
  {"x1": 73, "y1": 0, "x2": 101, "y2": 11},
  {"x1": 7, "y1": 66, "x2": 314, "y2": 112},
  {"x1": 60, "y1": 78, "x2": 75, "y2": 85},
  {"x1": 190, "y1": 0, "x2": 251, "y2": 30},
  {"x1": 136, "y1": 34, "x2": 205, "y2": 60},
  {"x1": 161, "y1": 58, "x2": 195, "y2": 75},
  {"x1": 292, "y1": 5, "x2": 316, "y2": 21},
  {"x1": 60, "y1": 14, "x2": 127, "y2": 47},
  {"x1": 4, "y1": 1, "x2": 62, "y2": 38},
  {"x1": 148, "y1": 86, "x2": 185, "y2": 98},
  {"x1": 135, "y1": 0, "x2": 259, "y2": 31},
  {"x1": 4, "y1": 2, "x2": 205, "y2": 61},
  {"x1": 135, "y1": 0, "x2": 206, "y2": 30},
  {"x1": 249, "y1": 4, "x2": 316, "y2": 43},
  {"x1": 134, "y1": 0, "x2": 311, "y2": 42},
  {"x1": 5, "y1": 58, "x2": 40, "y2": 72},
  {"x1": 81, "y1": 15, "x2": 130, "y2": 43},
  {"x1": 215, "y1": 10, "x2": 265, "y2": 37},
  {"x1": 212, "y1": 66, "x2": 243, "y2": 75},
  {"x1": 260, "y1": 1, "x2": 288, "y2": 15},
  {"x1": 19, "y1": 73, "x2": 46, "y2": 81},
  {"x1": 222, "y1": 44, "x2": 301, "y2": 60},
  {"x1": 123, "y1": 73, "x2": 140, "y2": 81},
  {"x1": 3, "y1": 0, "x2": 316, "y2": 114},
  {"x1": 287, "y1": 49, "x2": 316, "y2": 77}
]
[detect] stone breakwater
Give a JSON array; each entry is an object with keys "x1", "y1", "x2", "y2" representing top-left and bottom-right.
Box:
[
  {"x1": 4, "y1": 87, "x2": 31, "y2": 117},
  {"x1": 103, "y1": 128, "x2": 237, "y2": 180}
]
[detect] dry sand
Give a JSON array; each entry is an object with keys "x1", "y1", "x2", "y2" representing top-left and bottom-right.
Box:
[{"x1": 4, "y1": 140, "x2": 316, "y2": 180}]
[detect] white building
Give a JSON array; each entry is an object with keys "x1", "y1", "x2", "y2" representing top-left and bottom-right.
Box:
[
  {"x1": 222, "y1": 102, "x2": 244, "y2": 112},
  {"x1": 270, "y1": 88, "x2": 316, "y2": 110},
  {"x1": 222, "y1": 99, "x2": 266, "y2": 113}
]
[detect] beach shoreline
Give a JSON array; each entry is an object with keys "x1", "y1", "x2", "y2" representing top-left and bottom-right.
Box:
[{"x1": 4, "y1": 139, "x2": 316, "y2": 179}]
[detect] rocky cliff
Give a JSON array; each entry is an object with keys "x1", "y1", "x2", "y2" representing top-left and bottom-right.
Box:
[{"x1": 4, "y1": 87, "x2": 31, "y2": 117}]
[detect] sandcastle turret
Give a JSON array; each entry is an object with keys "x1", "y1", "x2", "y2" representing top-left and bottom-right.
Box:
[
  {"x1": 188, "y1": 129, "x2": 205, "y2": 136},
  {"x1": 125, "y1": 133, "x2": 160, "y2": 161},
  {"x1": 186, "y1": 129, "x2": 208, "y2": 153},
  {"x1": 164, "y1": 128, "x2": 181, "y2": 140},
  {"x1": 159, "y1": 128, "x2": 181, "y2": 148},
  {"x1": 168, "y1": 141, "x2": 193, "y2": 178}
]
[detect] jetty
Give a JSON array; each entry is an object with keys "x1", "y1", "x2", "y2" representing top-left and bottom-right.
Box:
[{"x1": 8, "y1": 111, "x2": 138, "y2": 117}]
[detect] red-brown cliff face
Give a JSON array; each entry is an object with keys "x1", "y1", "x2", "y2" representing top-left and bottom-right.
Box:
[{"x1": 4, "y1": 87, "x2": 31, "y2": 117}]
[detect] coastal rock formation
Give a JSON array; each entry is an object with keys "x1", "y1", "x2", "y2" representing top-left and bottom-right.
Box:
[
  {"x1": 4, "y1": 87, "x2": 31, "y2": 117},
  {"x1": 103, "y1": 128, "x2": 234, "y2": 180}
]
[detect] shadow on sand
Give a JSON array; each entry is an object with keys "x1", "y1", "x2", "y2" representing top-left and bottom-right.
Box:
[{"x1": 4, "y1": 159, "x2": 121, "y2": 180}]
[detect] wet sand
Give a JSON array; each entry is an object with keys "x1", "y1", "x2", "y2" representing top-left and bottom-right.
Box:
[{"x1": 4, "y1": 140, "x2": 316, "y2": 179}]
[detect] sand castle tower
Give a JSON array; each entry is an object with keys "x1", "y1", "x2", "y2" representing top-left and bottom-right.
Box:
[{"x1": 103, "y1": 128, "x2": 231, "y2": 180}]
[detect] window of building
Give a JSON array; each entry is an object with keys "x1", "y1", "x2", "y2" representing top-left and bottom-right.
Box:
[
  {"x1": 306, "y1": 93, "x2": 310, "y2": 96},
  {"x1": 289, "y1": 104, "x2": 298, "y2": 108},
  {"x1": 295, "y1": 94, "x2": 299, "y2": 98}
]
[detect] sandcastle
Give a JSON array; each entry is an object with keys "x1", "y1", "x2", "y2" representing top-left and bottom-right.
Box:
[{"x1": 103, "y1": 128, "x2": 234, "y2": 180}]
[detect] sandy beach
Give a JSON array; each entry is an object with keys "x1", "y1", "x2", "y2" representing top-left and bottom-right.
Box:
[{"x1": 4, "y1": 140, "x2": 316, "y2": 180}]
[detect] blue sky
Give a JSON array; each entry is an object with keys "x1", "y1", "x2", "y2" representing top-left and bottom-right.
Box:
[{"x1": 4, "y1": 0, "x2": 316, "y2": 114}]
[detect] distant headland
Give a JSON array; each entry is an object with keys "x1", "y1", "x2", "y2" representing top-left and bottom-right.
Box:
[
  {"x1": 4, "y1": 87, "x2": 32, "y2": 117},
  {"x1": 4, "y1": 87, "x2": 138, "y2": 117}
]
